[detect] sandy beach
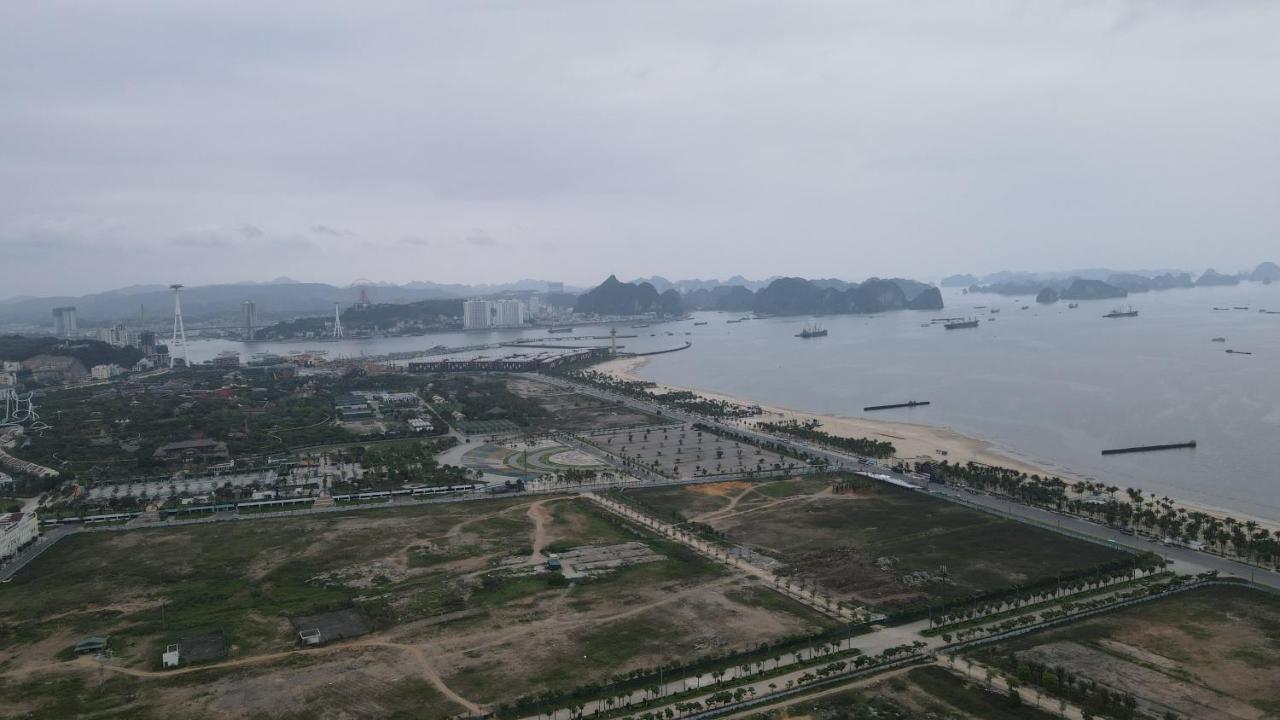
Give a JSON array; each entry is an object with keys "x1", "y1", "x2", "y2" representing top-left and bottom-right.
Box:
[
  {"x1": 593, "y1": 356, "x2": 1280, "y2": 533},
  {"x1": 595, "y1": 356, "x2": 1057, "y2": 477}
]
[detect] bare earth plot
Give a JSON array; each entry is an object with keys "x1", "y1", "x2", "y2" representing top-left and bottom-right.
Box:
[
  {"x1": 977, "y1": 585, "x2": 1280, "y2": 720},
  {"x1": 0, "y1": 495, "x2": 834, "y2": 719},
  {"x1": 629, "y1": 476, "x2": 1129, "y2": 609},
  {"x1": 505, "y1": 375, "x2": 666, "y2": 432}
]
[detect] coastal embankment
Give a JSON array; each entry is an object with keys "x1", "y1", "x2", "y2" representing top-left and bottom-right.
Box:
[
  {"x1": 594, "y1": 356, "x2": 1054, "y2": 477},
  {"x1": 593, "y1": 355, "x2": 1280, "y2": 534}
]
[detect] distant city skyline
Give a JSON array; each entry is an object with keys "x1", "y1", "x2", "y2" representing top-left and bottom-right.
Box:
[{"x1": 4, "y1": 3, "x2": 1279, "y2": 297}]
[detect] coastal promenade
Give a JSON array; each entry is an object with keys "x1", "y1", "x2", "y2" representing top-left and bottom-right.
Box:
[
  {"x1": 534, "y1": 373, "x2": 1280, "y2": 593},
  {"x1": 6, "y1": 372, "x2": 1276, "y2": 594}
]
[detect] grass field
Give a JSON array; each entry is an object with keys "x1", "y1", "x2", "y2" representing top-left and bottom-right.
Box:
[
  {"x1": 973, "y1": 584, "x2": 1280, "y2": 720},
  {"x1": 630, "y1": 475, "x2": 1129, "y2": 608},
  {"x1": 0, "y1": 494, "x2": 833, "y2": 718},
  {"x1": 505, "y1": 376, "x2": 666, "y2": 432}
]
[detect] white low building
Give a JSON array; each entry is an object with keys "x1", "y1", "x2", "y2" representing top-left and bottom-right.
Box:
[
  {"x1": 90, "y1": 364, "x2": 124, "y2": 380},
  {"x1": 0, "y1": 511, "x2": 38, "y2": 560}
]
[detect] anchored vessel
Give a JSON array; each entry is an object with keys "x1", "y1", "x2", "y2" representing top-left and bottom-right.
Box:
[
  {"x1": 864, "y1": 401, "x2": 930, "y2": 412},
  {"x1": 796, "y1": 323, "x2": 828, "y2": 338},
  {"x1": 1104, "y1": 306, "x2": 1138, "y2": 318},
  {"x1": 547, "y1": 327, "x2": 574, "y2": 334},
  {"x1": 1102, "y1": 441, "x2": 1196, "y2": 456},
  {"x1": 944, "y1": 318, "x2": 980, "y2": 330}
]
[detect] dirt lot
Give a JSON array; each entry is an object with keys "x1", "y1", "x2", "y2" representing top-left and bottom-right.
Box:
[
  {"x1": 0, "y1": 495, "x2": 832, "y2": 718},
  {"x1": 505, "y1": 375, "x2": 666, "y2": 432},
  {"x1": 629, "y1": 475, "x2": 1128, "y2": 608},
  {"x1": 591, "y1": 424, "x2": 800, "y2": 479},
  {"x1": 980, "y1": 585, "x2": 1280, "y2": 720}
]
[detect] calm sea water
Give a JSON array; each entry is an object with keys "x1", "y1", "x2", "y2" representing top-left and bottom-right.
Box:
[
  {"x1": 185, "y1": 286, "x2": 1280, "y2": 520},
  {"x1": 630, "y1": 287, "x2": 1280, "y2": 521}
]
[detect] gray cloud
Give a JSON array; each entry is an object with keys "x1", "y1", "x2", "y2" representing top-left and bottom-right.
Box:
[
  {"x1": 1, "y1": 1, "x2": 1278, "y2": 295},
  {"x1": 465, "y1": 229, "x2": 500, "y2": 249}
]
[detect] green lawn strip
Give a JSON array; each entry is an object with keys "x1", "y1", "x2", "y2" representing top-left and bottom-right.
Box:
[
  {"x1": 905, "y1": 665, "x2": 1061, "y2": 719},
  {"x1": 921, "y1": 573, "x2": 1174, "y2": 637},
  {"x1": 498, "y1": 643, "x2": 920, "y2": 720}
]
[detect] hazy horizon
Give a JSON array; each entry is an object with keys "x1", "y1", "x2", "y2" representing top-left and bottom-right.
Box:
[{"x1": 4, "y1": 2, "x2": 1279, "y2": 296}]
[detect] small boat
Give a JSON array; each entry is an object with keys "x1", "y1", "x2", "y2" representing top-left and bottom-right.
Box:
[
  {"x1": 1104, "y1": 306, "x2": 1138, "y2": 318},
  {"x1": 1021, "y1": 305, "x2": 1029, "y2": 310},
  {"x1": 1234, "y1": 307, "x2": 1249, "y2": 311},
  {"x1": 1226, "y1": 349, "x2": 1253, "y2": 355},
  {"x1": 1068, "y1": 303, "x2": 1079, "y2": 309},
  {"x1": 726, "y1": 318, "x2": 744, "y2": 324},
  {"x1": 920, "y1": 323, "x2": 931, "y2": 328},
  {"x1": 631, "y1": 323, "x2": 650, "y2": 329},
  {"x1": 796, "y1": 323, "x2": 828, "y2": 338},
  {"x1": 945, "y1": 318, "x2": 980, "y2": 330},
  {"x1": 1213, "y1": 307, "x2": 1231, "y2": 311},
  {"x1": 693, "y1": 321, "x2": 708, "y2": 326},
  {"x1": 1211, "y1": 337, "x2": 1226, "y2": 342},
  {"x1": 547, "y1": 327, "x2": 574, "y2": 334},
  {"x1": 973, "y1": 305, "x2": 987, "y2": 309},
  {"x1": 990, "y1": 308, "x2": 1000, "y2": 314}
]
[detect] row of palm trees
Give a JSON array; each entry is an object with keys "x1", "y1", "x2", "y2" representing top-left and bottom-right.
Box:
[{"x1": 924, "y1": 460, "x2": 1279, "y2": 569}]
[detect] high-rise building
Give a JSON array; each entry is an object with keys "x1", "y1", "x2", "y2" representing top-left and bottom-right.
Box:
[
  {"x1": 95, "y1": 323, "x2": 133, "y2": 348},
  {"x1": 242, "y1": 300, "x2": 257, "y2": 341},
  {"x1": 52, "y1": 307, "x2": 78, "y2": 339},
  {"x1": 463, "y1": 300, "x2": 493, "y2": 330},
  {"x1": 494, "y1": 299, "x2": 527, "y2": 328}
]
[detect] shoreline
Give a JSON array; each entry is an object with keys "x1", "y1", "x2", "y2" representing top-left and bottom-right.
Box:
[{"x1": 594, "y1": 356, "x2": 1280, "y2": 533}]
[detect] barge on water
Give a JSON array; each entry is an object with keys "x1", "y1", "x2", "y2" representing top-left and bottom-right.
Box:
[
  {"x1": 864, "y1": 401, "x2": 930, "y2": 412},
  {"x1": 944, "y1": 318, "x2": 980, "y2": 329},
  {"x1": 1101, "y1": 441, "x2": 1196, "y2": 456}
]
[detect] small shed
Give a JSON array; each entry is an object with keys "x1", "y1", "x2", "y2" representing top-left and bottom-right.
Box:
[{"x1": 74, "y1": 636, "x2": 108, "y2": 655}]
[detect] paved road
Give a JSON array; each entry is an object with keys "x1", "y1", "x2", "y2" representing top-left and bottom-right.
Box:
[
  {"x1": 538, "y1": 374, "x2": 1280, "y2": 593},
  {"x1": 8, "y1": 372, "x2": 1276, "y2": 594}
]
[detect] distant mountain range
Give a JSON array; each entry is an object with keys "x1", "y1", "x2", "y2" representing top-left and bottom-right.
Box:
[
  {"x1": 575, "y1": 275, "x2": 943, "y2": 317},
  {"x1": 957, "y1": 262, "x2": 1278, "y2": 299}
]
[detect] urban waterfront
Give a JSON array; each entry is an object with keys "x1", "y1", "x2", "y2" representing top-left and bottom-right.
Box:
[
  {"x1": 627, "y1": 285, "x2": 1280, "y2": 521},
  {"x1": 182, "y1": 283, "x2": 1280, "y2": 520}
]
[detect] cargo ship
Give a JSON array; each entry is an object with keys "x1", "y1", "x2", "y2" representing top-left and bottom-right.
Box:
[
  {"x1": 547, "y1": 327, "x2": 574, "y2": 334},
  {"x1": 796, "y1": 323, "x2": 828, "y2": 338},
  {"x1": 944, "y1": 318, "x2": 980, "y2": 330},
  {"x1": 1103, "y1": 306, "x2": 1138, "y2": 318}
]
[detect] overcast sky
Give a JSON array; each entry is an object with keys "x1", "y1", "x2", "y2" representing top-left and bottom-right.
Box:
[{"x1": 2, "y1": 1, "x2": 1278, "y2": 296}]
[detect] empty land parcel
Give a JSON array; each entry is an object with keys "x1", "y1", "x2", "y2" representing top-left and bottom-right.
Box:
[
  {"x1": 0, "y1": 495, "x2": 833, "y2": 719},
  {"x1": 627, "y1": 475, "x2": 1130, "y2": 609},
  {"x1": 970, "y1": 584, "x2": 1280, "y2": 720}
]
